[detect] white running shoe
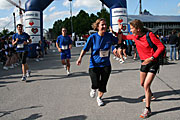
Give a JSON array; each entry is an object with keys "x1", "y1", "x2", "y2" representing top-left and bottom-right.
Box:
[
  {"x1": 39, "y1": 58, "x2": 43, "y2": 60},
  {"x1": 15, "y1": 63, "x2": 20, "y2": 66},
  {"x1": 120, "y1": 60, "x2": 124, "y2": 64},
  {"x1": 64, "y1": 65, "x2": 67, "y2": 70},
  {"x1": 13, "y1": 64, "x2": 17, "y2": 67},
  {"x1": 97, "y1": 97, "x2": 104, "y2": 106},
  {"x1": 35, "y1": 59, "x2": 39, "y2": 62},
  {"x1": 26, "y1": 70, "x2": 31, "y2": 78},
  {"x1": 67, "y1": 70, "x2": 70, "y2": 76},
  {"x1": 21, "y1": 76, "x2": 26, "y2": 81},
  {"x1": 115, "y1": 58, "x2": 120, "y2": 61},
  {"x1": 9, "y1": 64, "x2": 14, "y2": 69},
  {"x1": 124, "y1": 56, "x2": 127, "y2": 60},
  {"x1": 119, "y1": 58, "x2": 122, "y2": 62},
  {"x1": 3, "y1": 66, "x2": 8, "y2": 70},
  {"x1": 90, "y1": 89, "x2": 96, "y2": 98}
]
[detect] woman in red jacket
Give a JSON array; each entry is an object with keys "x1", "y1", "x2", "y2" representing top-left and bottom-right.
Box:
[{"x1": 118, "y1": 19, "x2": 165, "y2": 118}]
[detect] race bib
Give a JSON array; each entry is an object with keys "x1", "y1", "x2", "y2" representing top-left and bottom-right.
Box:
[
  {"x1": 36, "y1": 46, "x2": 40, "y2": 50},
  {"x1": 9, "y1": 44, "x2": 13, "y2": 48},
  {"x1": 61, "y1": 45, "x2": 68, "y2": 50},
  {"x1": 17, "y1": 44, "x2": 24, "y2": 48},
  {"x1": 100, "y1": 49, "x2": 109, "y2": 57}
]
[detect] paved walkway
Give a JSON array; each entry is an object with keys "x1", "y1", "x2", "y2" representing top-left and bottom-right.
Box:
[{"x1": 0, "y1": 46, "x2": 180, "y2": 120}]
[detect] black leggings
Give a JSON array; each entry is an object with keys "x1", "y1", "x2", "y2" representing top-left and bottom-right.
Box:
[{"x1": 89, "y1": 66, "x2": 111, "y2": 93}]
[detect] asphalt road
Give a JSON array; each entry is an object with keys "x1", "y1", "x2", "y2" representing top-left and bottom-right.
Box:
[{"x1": 0, "y1": 46, "x2": 180, "y2": 120}]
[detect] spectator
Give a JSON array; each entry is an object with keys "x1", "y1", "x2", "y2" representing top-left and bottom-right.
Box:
[{"x1": 169, "y1": 30, "x2": 178, "y2": 61}]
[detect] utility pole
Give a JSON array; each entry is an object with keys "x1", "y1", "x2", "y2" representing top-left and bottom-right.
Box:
[
  {"x1": 139, "y1": 0, "x2": 142, "y2": 15},
  {"x1": 102, "y1": 3, "x2": 105, "y2": 10},
  {"x1": 13, "y1": 12, "x2": 16, "y2": 33},
  {"x1": 69, "y1": 0, "x2": 73, "y2": 34}
]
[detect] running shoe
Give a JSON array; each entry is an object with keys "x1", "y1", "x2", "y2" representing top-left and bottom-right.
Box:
[
  {"x1": 64, "y1": 65, "x2": 67, "y2": 70},
  {"x1": 120, "y1": 60, "x2": 124, "y2": 64},
  {"x1": 97, "y1": 97, "x2": 104, "y2": 106},
  {"x1": 26, "y1": 70, "x2": 31, "y2": 78},
  {"x1": 3, "y1": 66, "x2": 8, "y2": 70},
  {"x1": 115, "y1": 58, "x2": 120, "y2": 61},
  {"x1": 9, "y1": 64, "x2": 14, "y2": 69},
  {"x1": 142, "y1": 96, "x2": 156, "y2": 102},
  {"x1": 67, "y1": 70, "x2": 70, "y2": 76},
  {"x1": 13, "y1": 64, "x2": 17, "y2": 67},
  {"x1": 139, "y1": 108, "x2": 151, "y2": 118},
  {"x1": 21, "y1": 76, "x2": 26, "y2": 81},
  {"x1": 35, "y1": 59, "x2": 39, "y2": 62},
  {"x1": 90, "y1": 89, "x2": 96, "y2": 98},
  {"x1": 39, "y1": 58, "x2": 44, "y2": 60},
  {"x1": 119, "y1": 58, "x2": 122, "y2": 62}
]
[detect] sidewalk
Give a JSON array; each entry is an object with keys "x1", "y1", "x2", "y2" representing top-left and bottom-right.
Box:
[{"x1": 0, "y1": 46, "x2": 180, "y2": 120}]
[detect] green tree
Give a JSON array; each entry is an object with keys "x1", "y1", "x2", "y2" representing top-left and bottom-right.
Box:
[
  {"x1": 52, "y1": 8, "x2": 110, "y2": 38},
  {"x1": 97, "y1": 8, "x2": 110, "y2": 27}
]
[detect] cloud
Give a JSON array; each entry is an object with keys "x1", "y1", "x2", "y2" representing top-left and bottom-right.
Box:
[
  {"x1": 0, "y1": 17, "x2": 13, "y2": 31},
  {"x1": 43, "y1": 11, "x2": 70, "y2": 22},
  {"x1": 0, "y1": 0, "x2": 26, "y2": 10},
  {"x1": 178, "y1": 3, "x2": 180, "y2": 7},
  {"x1": 0, "y1": 0, "x2": 14, "y2": 10},
  {"x1": 63, "y1": 0, "x2": 101, "y2": 9},
  {"x1": 73, "y1": 0, "x2": 101, "y2": 8},
  {"x1": 49, "y1": 6, "x2": 56, "y2": 12},
  {"x1": 63, "y1": 0, "x2": 69, "y2": 7}
]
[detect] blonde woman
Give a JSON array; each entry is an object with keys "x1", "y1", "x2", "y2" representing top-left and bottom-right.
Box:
[{"x1": 76, "y1": 18, "x2": 120, "y2": 106}]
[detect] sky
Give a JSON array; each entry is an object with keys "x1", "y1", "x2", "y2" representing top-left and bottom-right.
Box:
[{"x1": 0, "y1": 0, "x2": 180, "y2": 32}]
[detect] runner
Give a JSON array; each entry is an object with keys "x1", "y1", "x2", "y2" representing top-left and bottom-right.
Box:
[
  {"x1": 12, "y1": 24, "x2": 31, "y2": 81},
  {"x1": 56, "y1": 27, "x2": 72, "y2": 76},
  {"x1": 76, "y1": 18, "x2": 120, "y2": 106},
  {"x1": 118, "y1": 19, "x2": 165, "y2": 118}
]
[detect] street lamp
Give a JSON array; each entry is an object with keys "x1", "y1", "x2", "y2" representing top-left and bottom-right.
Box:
[
  {"x1": 13, "y1": 12, "x2": 16, "y2": 33},
  {"x1": 69, "y1": 0, "x2": 73, "y2": 34}
]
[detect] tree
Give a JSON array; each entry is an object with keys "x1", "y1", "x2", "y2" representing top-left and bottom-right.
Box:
[
  {"x1": 52, "y1": 8, "x2": 110, "y2": 38},
  {"x1": 97, "y1": 8, "x2": 110, "y2": 27}
]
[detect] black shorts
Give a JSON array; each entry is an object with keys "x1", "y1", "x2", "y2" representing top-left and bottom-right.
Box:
[
  {"x1": 89, "y1": 66, "x2": 111, "y2": 93},
  {"x1": 18, "y1": 51, "x2": 28, "y2": 64},
  {"x1": 140, "y1": 61, "x2": 159, "y2": 74},
  {"x1": 118, "y1": 43, "x2": 127, "y2": 49}
]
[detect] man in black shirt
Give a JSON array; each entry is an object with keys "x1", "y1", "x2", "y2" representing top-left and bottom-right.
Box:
[{"x1": 169, "y1": 30, "x2": 178, "y2": 61}]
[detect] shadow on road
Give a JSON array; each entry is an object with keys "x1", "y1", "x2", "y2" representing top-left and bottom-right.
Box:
[
  {"x1": 21, "y1": 113, "x2": 42, "y2": 120},
  {"x1": 0, "y1": 105, "x2": 43, "y2": 118},
  {"x1": 103, "y1": 89, "x2": 180, "y2": 104},
  {"x1": 151, "y1": 106, "x2": 180, "y2": 116},
  {"x1": 26, "y1": 71, "x2": 89, "y2": 83},
  {"x1": 59, "y1": 115, "x2": 87, "y2": 120}
]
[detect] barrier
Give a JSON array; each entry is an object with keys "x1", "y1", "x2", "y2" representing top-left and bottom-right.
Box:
[{"x1": 75, "y1": 41, "x2": 86, "y2": 47}]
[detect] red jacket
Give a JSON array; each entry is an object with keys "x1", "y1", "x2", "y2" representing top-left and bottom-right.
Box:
[{"x1": 122, "y1": 32, "x2": 165, "y2": 60}]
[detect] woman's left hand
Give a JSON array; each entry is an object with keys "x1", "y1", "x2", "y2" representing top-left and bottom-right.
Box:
[{"x1": 142, "y1": 57, "x2": 152, "y2": 65}]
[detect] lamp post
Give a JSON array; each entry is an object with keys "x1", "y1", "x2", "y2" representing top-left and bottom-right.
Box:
[
  {"x1": 69, "y1": 0, "x2": 73, "y2": 34},
  {"x1": 13, "y1": 12, "x2": 16, "y2": 33}
]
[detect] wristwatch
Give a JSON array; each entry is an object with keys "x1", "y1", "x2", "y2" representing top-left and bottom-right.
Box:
[{"x1": 150, "y1": 56, "x2": 155, "y2": 60}]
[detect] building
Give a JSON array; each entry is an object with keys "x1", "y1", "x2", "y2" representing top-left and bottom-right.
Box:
[{"x1": 128, "y1": 14, "x2": 180, "y2": 36}]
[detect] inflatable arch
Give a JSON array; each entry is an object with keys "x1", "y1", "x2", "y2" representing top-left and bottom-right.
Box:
[{"x1": 25, "y1": 0, "x2": 127, "y2": 57}]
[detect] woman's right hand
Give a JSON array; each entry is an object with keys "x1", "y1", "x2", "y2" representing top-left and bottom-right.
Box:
[
  {"x1": 58, "y1": 48, "x2": 62, "y2": 52},
  {"x1": 76, "y1": 57, "x2": 82, "y2": 66}
]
